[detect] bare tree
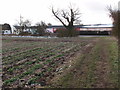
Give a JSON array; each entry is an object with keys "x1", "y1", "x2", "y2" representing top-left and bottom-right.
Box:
[
  {"x1": 23, "y1": 19, "x2": 31, "y2": 27},
  {"x1": 15, "y1": 15, "x2": 31, "y2": 32},
  {"x1": 52, "y1": 6, "x2": 81, "y2": 37}
]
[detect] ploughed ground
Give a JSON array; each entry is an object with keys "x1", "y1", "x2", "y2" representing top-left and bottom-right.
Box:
[{"x1": 2, "y1": 37, "x2": 118, "y2": 88}]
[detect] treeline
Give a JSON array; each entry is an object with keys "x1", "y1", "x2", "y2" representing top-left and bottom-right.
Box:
[{"x1": 18, "y1": 21, "x2": 52, "y2": 36}]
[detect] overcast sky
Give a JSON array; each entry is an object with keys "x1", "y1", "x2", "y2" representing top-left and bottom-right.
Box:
[{"x1": 0, "y1": 0, "x2": 119, "y2": 26}]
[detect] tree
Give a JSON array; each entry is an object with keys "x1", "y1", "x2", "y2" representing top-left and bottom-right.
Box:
[
  {"x1": 47, "y1": 23, "x2": 52, "y2": 26},
  {"x1": 23, "y1": 19, "x2": 31, "y2": 27},
  {"x1": 108, "y1": 6, "x2": 120, "y2": 39},
  {"x1": 15, "y1": 15, "x2": 31, "y2": 32},
  {"x1": 35, "y1": 21, "x2": 47, "y2": 36},
  {"x1": 52, "y1": 5, "x2": 81, "y2": 37}
]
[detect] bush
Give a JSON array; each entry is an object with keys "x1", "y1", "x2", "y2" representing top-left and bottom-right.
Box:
[
  {"x1": 19, "y1": 31, "x2": 31, "y2": 36},
  {"x1": 108, "y1": 7, "x2": 120, "y2": 39},
  {"x1": 56, "y1": 28, "x2": 79, "y2": 37}
]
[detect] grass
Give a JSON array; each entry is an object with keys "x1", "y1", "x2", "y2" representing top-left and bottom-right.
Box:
[
  {"x1": 50, "y1": 37, "x2": 119, "y2": 88},
  {"x1": 107, "y1": 40, "x2": 118, "y2": 88},
  {"x1": 51, "y1": 43, "x2": 99, "y2": 88}
]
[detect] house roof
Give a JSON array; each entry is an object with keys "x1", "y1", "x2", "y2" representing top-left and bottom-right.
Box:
[
  {"x1": 14, "y1": 24, "x2": 113, "y2": 30},
  {"x1": 47, "y1": 24, "x2": 113, "y2": 28},
  {"x1": 14, "y1": 26, "x2": 38, "y2": 29},
  {"x1": 82, "y1": 24, "x2": 113, "y2": 28},
  {"x1": 47, "y1": 25, "x2": 86, "y2": 28}
]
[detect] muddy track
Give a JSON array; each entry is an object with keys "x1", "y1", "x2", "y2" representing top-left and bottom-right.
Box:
[
  {"x1": 49, "y1": 39, "x2": 98, "y2": 88},
  {"x1": 93, "y1": 39, "x2": 118, "y2": 88},
  {"x1": 49, "y1": 38, "x2": 118, "y2": 88},
  {"x1": 93, "y1": 42, "x2": 110, "y2": 87}
]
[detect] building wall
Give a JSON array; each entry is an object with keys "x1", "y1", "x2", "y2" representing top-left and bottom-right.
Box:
[
  {"x1": 80, "y1": 27, "x2": 112, "y2": 31},
  {"x1": 3, "y1": 30, "x2": 11, "y2": 34},
  {"x1": 46, "y1": 27, "x2": 112, "y2": 33},
  {"x1": 46, "y1": 28, "x2": 54, "y2": 33},
  {"x1": 0, "y1": 25, "x2": 2, "y2": 34},
  {"x1": 0, "y1": 25, "x2": 2, "y2": 30}
]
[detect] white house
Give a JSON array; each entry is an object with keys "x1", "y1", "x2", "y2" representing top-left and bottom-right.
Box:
[
  {"x1": 2, "y1": 30, "x2": 11, "y2": 34},
  {"x1": 13, "y1": 26, "x2": 38, "y2": 35}
]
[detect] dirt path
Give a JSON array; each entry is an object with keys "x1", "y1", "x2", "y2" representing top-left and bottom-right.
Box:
[
  {"x1": 93, "y1": 38, "x2": 118, "y2": 88},
  {"x1": 49, "y1": 39, "x2": 98, "y2": 88},
  {"x1": 93, "y1": 39, "x2": 111, "y2": 88},
  {"x1": 49, "y1": 38, "x2": 118, "y2": 88},
  {"x1": 0, "y1": 64, "x2": 2, "y2": 89}
]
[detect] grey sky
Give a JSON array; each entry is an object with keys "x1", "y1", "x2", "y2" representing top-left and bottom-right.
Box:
[{"x1": 0, "y1": 0, "x2": 119, "y2": 26}]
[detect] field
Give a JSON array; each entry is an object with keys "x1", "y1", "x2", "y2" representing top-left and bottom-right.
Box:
[{"x1": 2, "y1": 36, "x2": 118, "y2": 88}]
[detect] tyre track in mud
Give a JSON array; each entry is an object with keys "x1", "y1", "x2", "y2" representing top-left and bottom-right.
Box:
[
  {"x1": 49, "y1": 38, "x2": 98, "y2": 88},
  {"x1": 49, "y1": 38, "x2": 118, "y2": 88},
  {"x1": 93, "y1": 38, "x2": 118, "y2": 88}
]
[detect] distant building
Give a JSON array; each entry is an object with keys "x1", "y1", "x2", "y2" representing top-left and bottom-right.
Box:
[
  {"x1": 0, "y1": 24, "x2": 12, "y2": 35},
  {"x1": 13, "y1": 26, "x2": 38, "y2": 35},
  {"x1": 46, "y1": 24, "x2": 113, "y2": 35},
  {"x1": 46, "y1": 25, "x2": 63, "y2": 33},
  {"x1": 0, "y1": 24, "x2": 2, "y2": 34},
  {"x1": 79, "y1": 24, "x2": 113, "y2": 35},
  {"x1": 12, "y1": 24, "x2": 113, "y2": 35}
]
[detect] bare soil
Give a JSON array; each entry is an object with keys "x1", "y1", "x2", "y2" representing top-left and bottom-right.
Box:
[{"x1": 2, "y1": 37, "x2": 118, "y2": 88}]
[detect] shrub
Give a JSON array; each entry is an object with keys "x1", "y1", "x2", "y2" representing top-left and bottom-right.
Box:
[
  {"x1": 19, "y1": 31, "x2": 31, "y2": 36},
  {"x1": 56, "y1": 28, "x2": 79, "y2": 37},
  {"x1": 108, "y1": 7, "x2": 120, "y2": 39}
]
